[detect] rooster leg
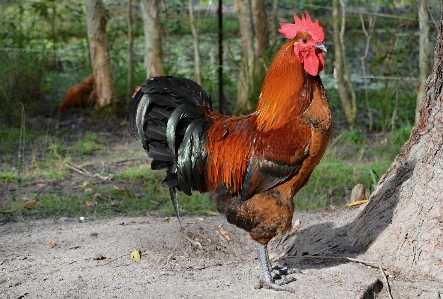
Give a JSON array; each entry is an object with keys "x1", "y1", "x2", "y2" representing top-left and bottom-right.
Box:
[
  {"x1": 255, "y1": 243, "x2": 295, "y2": 293},
  {"x1": 168, "y1": 187, "x2": 183, "y2": 229}
]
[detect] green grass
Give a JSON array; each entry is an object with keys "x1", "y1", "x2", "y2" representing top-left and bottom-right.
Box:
[
  {"x1": 0, "y1": 125, "x2": 43, "y2": 154},
  {"x1": 72, "y1": 133, "x2": 106, "y2": 155},
  {"x1": 0, "y1": 122, "x2": 412, "y2": 221}
]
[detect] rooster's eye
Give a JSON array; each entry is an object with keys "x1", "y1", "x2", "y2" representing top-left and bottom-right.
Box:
[{"x1": 302, "y1": 38, "x2": 308, "y2": 44}]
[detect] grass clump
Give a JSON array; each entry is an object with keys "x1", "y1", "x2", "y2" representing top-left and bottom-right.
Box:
[{"x1": 73, "y1": 133, "x2": 106, "y2": 155}]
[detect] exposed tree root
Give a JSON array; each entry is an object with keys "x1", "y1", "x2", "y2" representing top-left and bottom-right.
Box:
[{"x1": 285, "y1": 255, "x2": 392, "y2": 299}]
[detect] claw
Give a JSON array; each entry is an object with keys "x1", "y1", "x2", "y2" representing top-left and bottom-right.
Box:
[
  {"x1": 255, "y1": 278, "x2": 295, "y2": 293},
  {"x1": 255, "y1": 243, "x2": 296, "y2": 293},
  {"x1": 277, "y1": 276, "x2": 297, "y2": 286}
]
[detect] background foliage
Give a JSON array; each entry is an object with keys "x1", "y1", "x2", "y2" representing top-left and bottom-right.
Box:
[{"x1": 0, "y1": 0, "x2": 440, "y2": 219}]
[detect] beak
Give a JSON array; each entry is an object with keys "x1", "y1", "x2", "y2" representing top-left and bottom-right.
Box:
[{"x1": 314, "y1": 43, "x2": 327, "y2": 53}]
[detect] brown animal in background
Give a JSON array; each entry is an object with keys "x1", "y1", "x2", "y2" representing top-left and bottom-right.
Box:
[
  {"x1": 130, "y1": 12, "x2": 331, "y2": 293},
  {"x1": 57, "y1": 74, "x2": 95, "y2": 114}
]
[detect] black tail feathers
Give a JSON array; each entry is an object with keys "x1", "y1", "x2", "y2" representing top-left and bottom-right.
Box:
[{"x1": 129, "y1": 76, "x2": 213, "y2": 225}]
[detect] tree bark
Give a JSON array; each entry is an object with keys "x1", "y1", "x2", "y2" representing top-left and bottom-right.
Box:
[
  {"x1": 416, "y1": 0, "x2": 430, "y2": 124},
  {"x1": 188, "y1": 0, "x2": 201, "y2": 85},
  {"x1": 141, "y1": 0, "x2": 164, "y2": 78},
  {"x1": 349, "y1": 3, "x2": 443, "y2": 281},
  {"x1": 270, "y1": 0, "x2": 279, "y2": 44},
  {"x1": 251, "y1": 0, "x2": 269, "y2": 78},
  {"x1": 332, "y1": 0, "x2": 356, "y2": 128},
  {"x1": 359, "y1": 13, "x2": 376, "y2": 131},
  {"x1": 235, "y1": 0, "x2": 255, "y2": 113},
  {"x1": 127, "y1": 0, "x2": 134, "y2": 106},
  {"x1": 84, "y1": 0, "x2": 118, "y2": 110}
]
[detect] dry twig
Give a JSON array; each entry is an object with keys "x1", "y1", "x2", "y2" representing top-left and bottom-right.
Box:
[{"x1": 65, "y1": 162, "x2": 111, "y2": 180}]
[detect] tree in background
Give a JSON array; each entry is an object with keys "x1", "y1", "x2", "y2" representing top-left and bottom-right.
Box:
[
  {"x1": 349, "y1": 3, "x2": 443, "y2": 282},
  {"x1": 416, "y1": 0, "x2": 430, "y2": 124},
  {"x1": 127, "y1": 0, "x2": 134, "y2": 107},
  {"x1": 84, "y1": 0, "x2": 118, "y2": 110},
  {"x1": 270, "y1": 0, "x2": 280, "y2": 45},
  {"x1": 332, "y1": 0, "x2": 357, "y2": 128},
  {"x1": 188, "y1": 0, "x2": 201, "y2": 85},
  {"x1": 142, "y1": 0, "x2": 164, "y2": 78},
  {"x1": 251, "y1": 0, "x2": 269, "y2": 78},
  {"x1": 234, "y1": 0, "x2": 269, "y2": 113}
]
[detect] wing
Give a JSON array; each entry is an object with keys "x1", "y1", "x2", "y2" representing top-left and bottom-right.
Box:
[{"x1": 241, "y1": 120, "x2": 312, "y2": 201}]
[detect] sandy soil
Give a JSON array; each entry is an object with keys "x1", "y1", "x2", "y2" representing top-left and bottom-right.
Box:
[{"x1": 1, "y1": 210, "x2": 442, "y2": 299}]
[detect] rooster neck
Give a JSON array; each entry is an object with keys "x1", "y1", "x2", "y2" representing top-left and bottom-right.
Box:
[{"x1": 255, "y1": 39, "x2": 310, "y2": 131}]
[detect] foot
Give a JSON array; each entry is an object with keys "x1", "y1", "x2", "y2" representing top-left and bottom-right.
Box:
[
  {"x1": 255, "y1": 276, "x2": 295, "y2": 293},
  {"x1": 270, "y1": 265, "x2": 301, "y2": 280},
  {"x1": 255, "y1": 243, "x2": 296, "y2": 293}
]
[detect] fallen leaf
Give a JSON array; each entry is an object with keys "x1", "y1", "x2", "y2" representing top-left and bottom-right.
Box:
[
  {"x1": 130, "y1": 250, "x2": 141, "y2": 262},
  {"x1": 182, "y1": 233, "x2": 202, "y2": 248},
  {"x1": 346, "y1": 200, "x2": 368, "y2": 207},
  {"x1": 90, "y1": 232, "x2": 98, "y2": 238},
  {"x1": 328, "y1": 204, "x2": 337, "y2": 211},
  {"x1": 84, "y1": 188, "x2": 92, "y2": 192},
  {"x1": 36, "y1": 183, "x2": 46, "y2": 188},
  {"x1": 47, "y1": 239, "x2": 56, "y2": 248},
  {"x1": 161, "y1": 217, "x2": 170, "y2": 223},
  {"x1": 113, "y1": 185, "x2": 120, "y2": 190},
  {"x1": 24, "y1": 200, "x2": 38, "y2": 209},
  {"x1": 84, "y1": 201, "x2": 96, "y2": 207},
  {"x1": 218, "y1": 225, "x2": 231, "y2": 241},
  {"x1": 203, "y1": 210, "x2": 220, "y2": 216}
]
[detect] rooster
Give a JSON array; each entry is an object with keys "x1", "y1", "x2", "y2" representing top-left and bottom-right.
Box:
[
  {"x1": 130, "y1": 12, "x2": 331, "y2": 292},
  {"x1": 57, "y1": 74, "x2": 95, "y2": 114}
]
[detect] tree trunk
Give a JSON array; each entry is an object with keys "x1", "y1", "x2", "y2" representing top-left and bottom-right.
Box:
[
  {"x1": 349, "y1": 4, "x2": 443, "y2": 281},
  {"x1": 270, "y1": 0, "x2": 279, "y2": 44},
  {"x1": 251, "y1": 0, "x2": 269, "y2": 78},
  {"x1": 127, "y1": 0, "x2": 134, "y2": 106},
  {"x1": 416, "y1": 0, "x2": 430, "y2": 124},
  {"x1": 141, "y1": 0, "x2": 164, "y2": 78},
  {"x1": 84, "y1": 0, "x2": 118, "y2": 110},
  {"x1": 359, "y1": 13, "x2": 376, "y2": 131},
  {"x1": 332, "y1": 0, "x2": 356, "y2": 128},
  {"x1": 188, "y1": 0, "x2": 201, "y2": 85},
  {"x1": 235, "y1": 0, "x2": 255, "y2": 113}
]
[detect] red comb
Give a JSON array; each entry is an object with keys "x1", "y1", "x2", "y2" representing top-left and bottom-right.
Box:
[{"x1": 278, "y1": 12, "x2": 324, "y2": 42}]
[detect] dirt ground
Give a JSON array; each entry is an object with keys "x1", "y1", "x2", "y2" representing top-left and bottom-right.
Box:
[
  {"x1": 1, "y1": 115, "x2": 442, "y2": 298},
  {"x1": 1, "y1": 210, "x2": 442, "y2": 299}
]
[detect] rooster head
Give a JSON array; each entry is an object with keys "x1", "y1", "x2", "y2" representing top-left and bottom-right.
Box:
[{"x1": 279, "y1": 12, "x2": 326, "y2": 76}]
